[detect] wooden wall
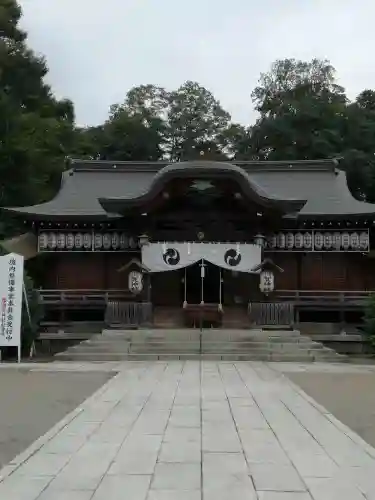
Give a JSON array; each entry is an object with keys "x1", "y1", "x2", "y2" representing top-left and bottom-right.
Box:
[
  {"x1": 45, "y1": 253, "x2": 138, "y2": 289},
  {"x1": 271, "y1": 252, "x2": 375, "y2": 291}
]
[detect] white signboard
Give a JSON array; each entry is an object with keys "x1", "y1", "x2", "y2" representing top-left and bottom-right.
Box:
[{"x1": 0, "y1": 253, "x2": 24, "y2": 356}]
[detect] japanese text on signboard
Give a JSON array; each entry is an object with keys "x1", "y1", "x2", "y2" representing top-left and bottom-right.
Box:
[{"x1": 6, "y1": 257, "x2": 16, "y2": 341}]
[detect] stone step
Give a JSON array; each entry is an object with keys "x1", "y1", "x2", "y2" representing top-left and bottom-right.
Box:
[
  {"x1": 58, "y1": 344, "x2": 343, "y2": 356},
  {"x1": 80, "y1": 337, "x2": 322, "y2": 346},
  {"x1": 54, "y1": 327, "x2": 347, "y2": 363},
  {"x1": 68, "y1": 341, "x2": 328, "y2": 354},
  {"x1": 99, "y1": 332, "x2": 305, "y2": 342},
  {"x1": 54, "y1": 351, "x2": 347, "y2": 362},
  {"x1": 101, "y1": 328, "x2": 301, "y2": 336}
]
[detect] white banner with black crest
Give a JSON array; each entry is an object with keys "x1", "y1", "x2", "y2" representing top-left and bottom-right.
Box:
[{"x1": 141, "y1": 242, "x2": 261, "y2": 273}]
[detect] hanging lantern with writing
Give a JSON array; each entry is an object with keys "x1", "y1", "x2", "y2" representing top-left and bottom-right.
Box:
[
  {"x1": 94, "y1": 233, "x2": 103, "y2": 249},
  {"x1": 47, "y1": 232, "x2": 57, "y2": 249},
  {"x1": 259, "y1": 270, "x2": 275, "y2": 295},
  {"x1": 75, "y1": 233, "x2": 83, "y2": 249},
  {"x1": 38, "y1": 233, "x2": 48, "y2": 251},
  {"x1": 83, "y1": 233, "x2": 92, "y2": 250},
  {"x1": 56, "y1": 233, "x2": 65, "y2": 250},
  {"x1": 66, "y1": 233, "x2": 74, "y2": 250},
  {"x1": 294, "y1": 232, "x2": 303, "y2": 249},
  {"x1": 111, "y1": 232, "x2": 120, "y2": 250},
  {"x1": 314, "y1": 232, "x2": 324, "y2": 250},
  {"x1": 285, "y1": 232, "x2": 294, "y2": 249},
  {"x1": 102, "y1": 233, "x2": 112, "y2": 250},
  {"x1": 360, "y1": 231, "x2": 369, "y2": 251},
  {"x1": 128, "y1": 271, "x2": 143, "y2": 294}
]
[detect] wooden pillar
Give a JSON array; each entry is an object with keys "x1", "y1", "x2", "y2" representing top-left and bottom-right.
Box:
[{"x1": 296, "y1": 253, "x2": 302, "y2": 325}]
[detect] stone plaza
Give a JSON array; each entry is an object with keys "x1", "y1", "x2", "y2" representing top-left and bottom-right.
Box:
[{"x1": 1, "y1": 361, "x2": 375, "y2": 499}]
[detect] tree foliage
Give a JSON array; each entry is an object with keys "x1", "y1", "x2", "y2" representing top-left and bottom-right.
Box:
[{"x1": 0, "y1": 0, "x2": 76, "y2": 238}]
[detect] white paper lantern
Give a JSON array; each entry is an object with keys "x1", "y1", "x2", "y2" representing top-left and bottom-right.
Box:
[
  {"x1": 303, "y1": 232, "x2": 313, "y2": 249},
  {"x1": 259, "y1": 270, "x2": 274, "y2": 294},
  {"x1": 119, "y1": 234, "x2": 129, "y2": 249},
  {"x1": 83, "y1": 233, "x2": 92, "y2": 249},
  {"x1": 294, "y1": 233, "x2": 303, "y2": 249},
  {"x1": 128, "y1": 271, "x2": 143, "y2": 294},
  {"x1": 94, "y1": 233, "x2": 103, "y2": 249},
  {"x1": 267, "y1": 234, "x2": 277, "y2": 249},
  {"x1": 56, "y1": 233, "x2": 65, "y2": 249},
  {"x1": 276, "y1": 233, "x2": 286, "y2": 249},
  {"x1": 323, "y1": 232, "x2": 332, "y2": 249},
  {"x1": 285, "y1": 232, "x2": 294, "y2": 249},
  {"x1": 314, "y1": 232, "x2": 324, "y2": 250},
  {"x1": 350, "y1": 232, "x2": 360, "y2": 250},
  {"x1": 66, "y1": 233, "x2": 74, "y2": 249},
  {"x1": 341, "y1": 232, "x2": 350, "y2": 250},
  {"x1": 75, "y1": 233, "x2": 83, "y2": 249},
  {"x1": 360, "y1": 231, "x2": 369, "y2": 251},
  {"x1": 111, "y1": 232, "x2": 120, "y2": 249},
  {"x1": 38, "y1": 233, "x2": 48, "y2": 250},
  {"x1": 332, "y1": 232, "x2": 341, "y2": 250},
  {"x1": 47, "y1": 232, "x2": 57, "y2": 249},
  {"x1": 103, "y1": 233, "x2": 111, "y2": 250}
]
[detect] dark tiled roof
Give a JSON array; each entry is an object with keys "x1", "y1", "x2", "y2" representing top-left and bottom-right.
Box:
[{"x1": 3, "y1": 159, "x2": 375, "y2": 219}]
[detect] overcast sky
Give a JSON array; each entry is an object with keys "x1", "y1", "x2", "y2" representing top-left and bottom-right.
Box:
[{"x1": 18, "y1": 0, "x2": 375, "y2": 127}]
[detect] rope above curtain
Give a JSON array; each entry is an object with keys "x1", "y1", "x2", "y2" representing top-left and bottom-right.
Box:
[{"x1": 141, "y1": 242, "x2": 262, "y2": 273}]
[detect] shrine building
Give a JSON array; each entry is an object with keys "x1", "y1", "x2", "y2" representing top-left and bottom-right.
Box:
[{"x1": 3, "y1": 159, "x2": 375, "y2": 330}]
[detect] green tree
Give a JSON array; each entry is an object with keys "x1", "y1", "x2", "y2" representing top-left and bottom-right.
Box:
[
  {"x1": 0, "y1": 0, "x2": 76, "y2": 237},
  {"x1": 21, "y1": 271, "x2": 44, "y2": 356},
  {"x1": 243, "y1": 58, "x2": 347, "y2": 162},
  {"x1": 104, "y1": 81, "x2": 234, "y2": 161},
  {"x1": 252, "y1": 58, "x2": 340, "y2": 116},
  {"x1": 340, "y1": 90, "x2": 375, "y2": 200},
  {"x1": 123, "y1": 84, "x2": 169, "y2": 127},
  {"x1": 76, "y1": 111, "x2": 164, "y2": 162},
  {"x1": 363, "y1": 294, "x2": 375, "y2": 349},
  {"x1": 167, "y1": 81, "x2": 231, "y2": 160}
]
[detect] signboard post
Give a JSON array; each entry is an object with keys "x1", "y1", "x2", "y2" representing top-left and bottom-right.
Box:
[{"x1": 0, "y1": 253, "x2": 24, "y2": 363}]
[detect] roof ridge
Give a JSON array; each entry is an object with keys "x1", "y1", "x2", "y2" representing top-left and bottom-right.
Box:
[{"x1": 70, "y1": 159, "x2": 336, "y2": 173}]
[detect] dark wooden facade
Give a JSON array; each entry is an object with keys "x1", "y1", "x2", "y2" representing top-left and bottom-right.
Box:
[
  {"x1": 39, "y1": 251, "x2": 375, "y2": 293},
  {"x1": 4, "y1": 159, "x2": 375, "y2": 328}
]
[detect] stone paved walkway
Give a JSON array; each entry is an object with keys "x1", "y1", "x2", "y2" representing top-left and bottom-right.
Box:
[{"x1": 1, "y1": 361, "x2": 375, "y2": 499}]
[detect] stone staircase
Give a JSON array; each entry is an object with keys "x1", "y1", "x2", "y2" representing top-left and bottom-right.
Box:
[{"x1": 54, "y1": 328, "x2": 348, "y2": 362}]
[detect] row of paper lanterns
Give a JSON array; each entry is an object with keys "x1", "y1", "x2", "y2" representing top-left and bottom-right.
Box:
[
  {"x1": 266, "y1": 231, "x2": 369, "y2": 250},
  {"x1": 38, "y1": 232, "x2": 140, "y2": 251}
]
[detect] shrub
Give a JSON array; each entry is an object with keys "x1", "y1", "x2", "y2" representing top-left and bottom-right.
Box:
[
  {"x1": 21, "y1": 272, "x2": 44, "y2": 355},
  {"x1": 363, "y1": 294, "x2": 375, "y2": 348}
]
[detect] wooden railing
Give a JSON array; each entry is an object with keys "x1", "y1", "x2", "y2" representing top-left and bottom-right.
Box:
[
  {"x1": 37, "y1": 289, "x2": 374, "y2": 310},
  {"x1": 105, "y1": 301, "x2": 153, "y2": 327},
  {"x1": 248, "y1": 302, "x2": 294, "y2": 326},
  {"x1": 38, "y1": 289, "x2": 135, "y2": 306},
  {"x1": 277, "y1": 290, "x2": 371, "y2": 307}
]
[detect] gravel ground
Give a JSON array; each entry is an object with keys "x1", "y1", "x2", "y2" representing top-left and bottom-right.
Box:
[
  {"x1": 0, "y1": 369, "x2": 114, "y2": 469},
  {"x1": 288, "y1": 371, "x2": 375, "y2": 448}
]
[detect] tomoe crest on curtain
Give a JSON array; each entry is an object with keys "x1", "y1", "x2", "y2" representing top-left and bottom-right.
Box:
[
  {"x1": 224, "y1": 248, "x2": 242, "y2": 267},
  {"x1": 162, "y1": 248, "x2": 180, "y2": 266},
  {"x1": 142, "y1": 242, "x2": 261, "y2": 272}
]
